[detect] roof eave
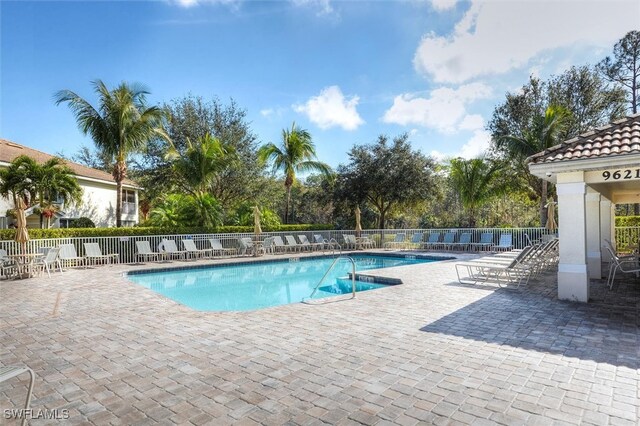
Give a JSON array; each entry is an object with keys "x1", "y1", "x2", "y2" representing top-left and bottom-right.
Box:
[{"x1": 529, "y1": 153, "x2": 640, "y2": 183}]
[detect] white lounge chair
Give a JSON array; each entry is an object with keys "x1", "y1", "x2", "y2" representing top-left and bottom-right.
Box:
[
  {"x1": 135, "y1": 241, "x2": 165, "y2": 263},
  {"x1": 33, "y1": 247, "x2": 62, "y2": 278},
  {"x1": 161, "y1": 239, "x2": 188, "y2": 260},
  {"x1": 83, "y1": 243, "x2": 119, "y2": 266},
  {"x1": 297, "y1": 235, "x2": 317, "y2": 251},
  {"x1": 238, "y1": 237, "x2": 254, "y2": 256},
  {"x1": 273, "y1": 236, "x2": 294, "y2": 253},
  {"x1": 262, "y1": 236, "x2": 276, "y2": 254},
  {"x1": 455, "y1": 245, "x2": 535, "y2": 288},
  {"x1": 285, "y1": 235, "x2": 302, "y2": 252},
  {"x1": 58, "y1": 244, "x2": 85, "y2": 268},
  {"x1": 356, "y1": 235, "x2": 375, "y2": 249},
  {"x1": 182, "y1": 239, "x2": 213, "y2": 259},
  {"x1": 208, "y1": 238, "x2": 237, "y2": 257}
]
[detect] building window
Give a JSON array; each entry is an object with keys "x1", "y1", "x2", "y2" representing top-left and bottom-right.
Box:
[
  {"x1": 59, "y1": 218, "x2": 76, "y2": 228},
  {"x1": 122, "y1": 190, "x2": 136, "y2": 215}
]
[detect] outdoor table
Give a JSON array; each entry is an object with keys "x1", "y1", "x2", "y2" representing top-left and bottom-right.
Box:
[{"x1": 7, "y1": 253, "x2": 43, "y2": 279}]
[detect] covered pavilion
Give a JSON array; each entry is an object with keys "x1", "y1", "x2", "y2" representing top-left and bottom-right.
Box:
[{"x1": 529, "y1": 113, "x2": 640, "y2": 302}]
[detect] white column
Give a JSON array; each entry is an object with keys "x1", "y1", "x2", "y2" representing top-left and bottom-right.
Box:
[
  {"x1": 557, "y1": 172, "x2": 589, "y2": 302},
  {"x1": 600, "y1": 198, "x2": 613, "y2": 264},
  {"x1": 585, "y1": 188, "x2": 601, "y2": 279}
]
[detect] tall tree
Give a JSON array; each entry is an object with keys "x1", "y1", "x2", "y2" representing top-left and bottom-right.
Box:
[
  {"x1": 335, "y1": 134, "x2": 435, "y2": 230},
  {"x1": 55, "y1": 80, "x2": 169, "y2": 227},
  {"x1": 258, "y1": 123, "x2": 331, "y2": 223},
  {"x1": 165, "y1": 134, "x2": 234, "y2": 196},
  {"x1": 448, "y1": 158, "x2": 506, "y2": 227},
  {"x1": 597, "y1": 30, "x2": 640, "y2": 114},
  {"x1": 497, "y1": 106, "x2": 570, "y2": 225}
]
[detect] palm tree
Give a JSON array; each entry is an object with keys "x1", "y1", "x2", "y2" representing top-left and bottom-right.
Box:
[
  {"x1": 258, "y1": 123, "x2": 331, "y2": 223},
  {"x1": 498, "y1": 105, "x2": 570, "y2": 225},
  {"x1": 165, "y1": 133, "x2": 233, "y2": 196},
  {"x1": 449, "y1": 158, "x2": 506, "y2": 227},
  {"x1": 55, "y1": 80, "x2": 169, "y2": 227},
  {"x1": 0, "y1": 155, "x2": 82, "y2": 228}
]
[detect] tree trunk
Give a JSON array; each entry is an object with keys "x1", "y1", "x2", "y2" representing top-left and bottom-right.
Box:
[
  {"x1": 113, "y1": 159, "x2": 127, "y2": 228},
  {"x1": 379, "y1": 207, "x2": 386, "y2": 230},
  {"x1": 635, "y1": 204, "x2": 640, "y2": 216},
  {"x1": 284, "y1": 185, "x2": 291, "y2": 224},
  {"x1": 540, "y1": 179, "x2": 548, "y2": 226}
]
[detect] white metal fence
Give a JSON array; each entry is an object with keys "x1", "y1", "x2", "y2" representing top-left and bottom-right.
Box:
[{"x1": 0, "y1": 227, "x2": 557, "y2": 264}]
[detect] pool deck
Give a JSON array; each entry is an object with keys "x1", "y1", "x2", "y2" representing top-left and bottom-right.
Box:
[{"x1": 1, "y1": 249, "x2": 638, "y2": 425}]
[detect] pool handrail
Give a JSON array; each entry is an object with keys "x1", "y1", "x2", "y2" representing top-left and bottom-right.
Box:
[{"x1": 304, "y1": 256, "x2": 356, "y2": 302}]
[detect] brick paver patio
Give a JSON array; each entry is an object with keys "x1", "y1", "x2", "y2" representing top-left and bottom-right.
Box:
[{"x1": 1, "y1": 251, "x2": 638, "y2": 425}]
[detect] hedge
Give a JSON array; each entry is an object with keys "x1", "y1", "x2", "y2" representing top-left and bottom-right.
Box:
[
  {"x1": 0, "y1": 224, "x2": 334, "y2": 241},
  {"x1": 615, "y1": 216, "x2": 640, "y2": 227}
]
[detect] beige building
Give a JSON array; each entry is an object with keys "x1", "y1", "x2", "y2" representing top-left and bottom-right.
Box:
[
  {"x1": 0, "y1": 138, "x2": 139, "y2": 228},
  {"x1": 529, "y1": 113, "x2": 640, "y2": 302}
]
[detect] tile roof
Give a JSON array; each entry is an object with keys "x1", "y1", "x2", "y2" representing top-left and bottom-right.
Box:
[
  {"x1": 0, "y1": 138, "x2": 137, "y2": 186},
  {"x1": 528, "y1": 113, "x2": 640, "y2": 164}
]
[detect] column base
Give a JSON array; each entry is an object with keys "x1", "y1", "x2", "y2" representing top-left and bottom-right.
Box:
[{"x1": 558, "y1": 264, "x2": 589, "y2": 302}]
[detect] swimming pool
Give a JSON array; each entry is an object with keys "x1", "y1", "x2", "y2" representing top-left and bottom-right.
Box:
[{"x1": 127, "y1": 254, "x2": 444, "y2": 312}]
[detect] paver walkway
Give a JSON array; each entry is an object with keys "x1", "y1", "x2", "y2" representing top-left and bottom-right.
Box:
[{"x1": 0, "y1": 252, "x2": 638, "y2": 425}]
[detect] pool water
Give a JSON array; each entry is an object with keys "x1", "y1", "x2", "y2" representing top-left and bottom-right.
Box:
[{"x1": 127, "y1": 255, "x2": 438, "y2": 311}]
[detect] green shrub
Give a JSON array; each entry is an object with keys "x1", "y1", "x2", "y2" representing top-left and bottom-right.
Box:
[
  {"x1": 615, "y1": 216, "x2": 640, "y2": 227},
  {"x1": 0, "y1": 224, "x2": 334, "y2": 241},
  {"x1": 70, "y1": 217, "x2": 96, "y2": 228}
]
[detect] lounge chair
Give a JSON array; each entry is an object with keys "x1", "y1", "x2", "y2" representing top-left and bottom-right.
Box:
[
  {"x1": 408, "y1": 233, "x2": 424, "y2": 249},
  {"x1": 0, "y1": 365, "x2": 35, "y2": 426},
  {"x1": 135, "y1": 241, "x2": 165, "y2": 263},
  {"x1": 423, "y1": 232, "x2": 440, "y2": 250},
  {"x1": 273, "y1": 236, "x2": 294, "y2": 253},
  {"x1": 84, "y1": 243, "x2": 119, "y2": 266},
  {"x1": 161, "y1": 239, "x2": 188, "y2": 260},
  {"x1": 384, "y1": 233, "x2": 406, "y2": 250},
  {"x1": 470, "y1": 233, "x2": 494, "y2": 252},
  {"x1": 491, "y1": 234, "x2": 513, "y2": 251},
  {"x1": 262, "y1": 236, "x2": 276, "y2": 254},
  {"x1": 33, "y1": 247, "x2": 62, "y2": 278},
  {"x1": 208, "y1": 238, "x2": 238, "y2": 257},
  {"x1": 455, "y1": 245, "x2": 534, "y2": 288},
  {"x1": 356, "y1": 235, "x2": 375, "y2": 249},
  {"x1": 298, "y1": 235, "x2": 321, "y2": 251},
  {"x1": 284, "y1": 235, "x2": 303, "y2": 252},
  {"x1": 450, "y1": 233, "x2": 472, "y2": 251},
  {"x1": 182, "y1": 239, "x2": 213, "y2": 259},
  {"x1": 238, "y1": 237, "x2": 255, "y2": 256},
  {"x1": 58, "y1": 243, "x2": 86, "y2": 268},
  {"x1": 437, "y1": 232, "x2": 456, "y2": 251},
  {"x1": 342, "y1": 234, "x2": 357, "y2": 249}
]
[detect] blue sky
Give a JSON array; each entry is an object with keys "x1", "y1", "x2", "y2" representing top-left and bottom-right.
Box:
[{"x1": 1, "y1": 0, "x2": 638, "y2": 168}]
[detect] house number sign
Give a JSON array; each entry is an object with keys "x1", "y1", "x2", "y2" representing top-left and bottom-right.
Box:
[{"x1": 601, "y1": 169, "x2": 640, "y2": 181}]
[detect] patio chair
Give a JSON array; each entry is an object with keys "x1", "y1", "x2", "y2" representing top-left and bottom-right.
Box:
[
  {"x1": 298, "y1": 235, "x2": 320, "y2": 251},
  {"x1": 33, "y1": 247, "x2": 62, "y2": 278},
  {"x1": 208, "y1": 238, "x2": 238, "y2": 257},
  {"x1": 470, "y1": 233, "x2": 494, "y2": 252},
  {"x1": 0, "y1": 249, "x2": 17, "y2": 279},
  {"x1": 491, "y1": 234, "x2": 513, "y2": 252},
  {"x1": 455, "y1": 245, "x2": 535, "y2": 288},
  {"x1": 356, "y1": 235, "x2": 375, "y2": 250},
  {"x1": 285, "y1": 235, "x2": 302, "y2": 252},
  {"x1": 384, "y1": 233, "x2": 406, "y2": 250},
  {"x1": 182, "y1": 239, "x2": 213, "y2": 259},
  {"x1": 238, "y1": 237, "x2": 254, "y2": 256},
  {"x1": 423, "y1": 232, "x2": 440, "y2": 250},
  {"x1": 604, "y1": 239, "x2": 635, "y2": 261},
  {"x1": 450, "y1": 233, "x2": 472, "y2": 251},
  {"x1": 604, "y1": 246, "x2": 640, "y2": 290},
  {"x1": 437, "y1": 232, "x2": 456, "y2": 251},
  {"x1": 408, "y1": 233, "x2": 424, "y2": 249},
  {"x1": 273, "y1": 236, "x2": 293, "y2": 253},
  {"x1": 135, "y1": 241, "x2": 165, "y2": 263},
  {"x1": 84, "y1": 243, "x2": 119, "y2": 266},
  {"x1": 160, "y1": 239, "x2": 188, "y2": 260},
  {"x1": 58, "y1": 243, "x2": 86, "y2": 268},
  {"x1": 342, "y1": 234, "x2": 357, "y2": 249},
  {"x1": 0, "y1": 365, "x2": 35, "y2": 426},
  {"x1": 262, "y1": 236, "x2": 276, "y2": 254}
]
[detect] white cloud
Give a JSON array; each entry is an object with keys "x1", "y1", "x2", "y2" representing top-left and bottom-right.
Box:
[
  {"x1": 260, "y1": 108, "x2": 274, "y2": 117},
  {"x1": 415, "y1": 0, "x2": 640, "y2": 83},
  {"x1": 382, "y1": 82, "x2": 491, "y2": 133},
  {"x1": 430, "y1": 0, "x2": 457, "y2": 11},
  {"x1": 293, "y1": 86, "x2": 364, "y2": 131},
  {"x1": 459, "y1": 129, "x2": 491, "y2": 159},
  {"x1": 458, "y1": 114, "x2": 484, "y2": 131}
]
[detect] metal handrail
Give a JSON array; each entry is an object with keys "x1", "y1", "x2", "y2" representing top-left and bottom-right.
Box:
[{"x1": 304, "y1": 256, "x2": 356, "y2": 302}]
